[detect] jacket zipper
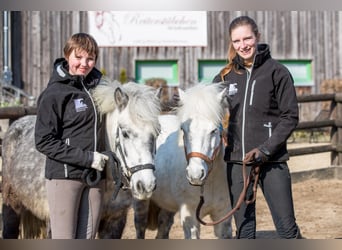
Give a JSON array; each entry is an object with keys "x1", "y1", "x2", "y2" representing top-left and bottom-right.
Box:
[
  {"x1": 241, "y1": 71, "x2": 251, "y2": 160},
  {"x1": 241, "y1": 66, "x2": 255, "y2": 160},
  {"x1": 81, "y1": 79, "x2": 98, "y2": 152},
  {"x1": 249, "y1": 80, "x2": 256, "y2": 106},
  {"x1": 64, "y1": 138, "x2": 70, "y2": 177}
]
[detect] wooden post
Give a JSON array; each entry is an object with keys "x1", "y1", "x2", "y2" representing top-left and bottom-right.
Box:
[{"x1": 331, "y1": 93, "x2": 342, "y2": 166}]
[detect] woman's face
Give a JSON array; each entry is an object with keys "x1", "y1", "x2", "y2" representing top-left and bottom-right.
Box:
[
  {"x1": 67, "y1": 49, "x2": 96, "y2": 76},
  {"x1": 230, "y1": 24, "x2": 258, "y2": 64}
]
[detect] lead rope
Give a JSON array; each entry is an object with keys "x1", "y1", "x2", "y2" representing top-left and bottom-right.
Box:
[{"x1": 196, "y1": 160, "x2": 260, "y2": 226}]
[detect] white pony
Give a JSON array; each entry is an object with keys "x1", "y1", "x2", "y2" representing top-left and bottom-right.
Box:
[
  {"x1": 134, "y1": 83, "x2": 233, "y2": 239},
  {"x1": 1, "y1": 79, "x2": 161, "y2": 238}
]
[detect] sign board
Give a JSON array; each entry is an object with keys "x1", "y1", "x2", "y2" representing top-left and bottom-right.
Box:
[{"x1": 88, "y1": 11, "x2": 207, "y2": 47}]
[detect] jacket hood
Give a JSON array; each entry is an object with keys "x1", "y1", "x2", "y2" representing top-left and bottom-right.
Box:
[{"x1": 48, "y1": 58, "x2": 102, "y2": 89}]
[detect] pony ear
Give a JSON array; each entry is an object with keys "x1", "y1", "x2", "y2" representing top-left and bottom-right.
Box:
[{"x1": 114, "y1": 87, "x2": 129, "y2": 111}]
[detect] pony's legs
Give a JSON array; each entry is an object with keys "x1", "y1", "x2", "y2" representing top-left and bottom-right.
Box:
[
  {"x1": 155, "y1": 208, "x2": 175, "y2": 239},
  {"x1": 212, "y1": 216, "x2": 233, "y2": 239},
  {"x1": 2, "y1": 203, "x2": 20, "y2": 239},
  {"x1": 97, "y1": 213, "x2": 127, "y2": 239},
  {"x1": 179, "y1": 205, "x2": 200, "y2": 239},
  {"x1": 135, "y1": 199, "x2": 175, "y2": 239},
  {"x1": 133, "y1": 198, "x2": 150, "y2": 239}
]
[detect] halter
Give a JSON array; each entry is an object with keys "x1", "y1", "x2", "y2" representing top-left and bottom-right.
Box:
[
  {"x1": 184, "y1": 131, "x2": 224, "y2": 180},
  {"x1": 115, "y1": 126, "x2": 155, "y2": 189}
]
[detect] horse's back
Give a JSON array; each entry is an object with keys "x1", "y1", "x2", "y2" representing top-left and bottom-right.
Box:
[
  {"x1": 2, "y1": 115, "x2": 49, "y2": 220},
  {"x1": 157, "y1": 114, "x2": 179, "y2": 147}
]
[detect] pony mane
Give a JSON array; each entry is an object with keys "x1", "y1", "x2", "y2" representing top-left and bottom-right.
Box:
[
  {"x1": 91, "y1": 78, "x2": 161, "y2": 136},
  {"x1": 177, "y1": 83, "x2": 225, "y2": 126},
  {"x1": 91, "y1": 77, "x2": 122, "y2": 114},
  {"x1": 122, "y1": 82, "x2": 161, "y2": 136}
]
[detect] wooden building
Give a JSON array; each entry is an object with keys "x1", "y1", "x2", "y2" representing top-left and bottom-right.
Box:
[{"x1": 1, "y1": 11, "x2": 342, "y2": 119}]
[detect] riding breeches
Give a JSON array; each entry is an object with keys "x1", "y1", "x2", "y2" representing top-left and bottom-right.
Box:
[
  {"x1": 46, "y1": 179, "x2": 105, "y2": 239},
  {"x1": 226, "y1": 162, "x2": 301, "y2": 239}
]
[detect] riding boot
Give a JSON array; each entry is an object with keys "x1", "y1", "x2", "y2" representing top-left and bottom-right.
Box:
[
  {"x1": 2, "y1": 204, "x2": 21, "y2": 239},
  {"x1": 295, "y1": 227, "x2": 303, "y2": 239}
]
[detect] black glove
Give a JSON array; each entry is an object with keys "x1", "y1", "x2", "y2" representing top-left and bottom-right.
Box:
[{"x1": 244, "y1": 148, "x2": 268, "y2": 165}]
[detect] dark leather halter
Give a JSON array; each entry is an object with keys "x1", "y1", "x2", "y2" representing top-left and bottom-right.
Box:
[{"x1": 115, "y1": 126, "x2": 155, "y2": 190}]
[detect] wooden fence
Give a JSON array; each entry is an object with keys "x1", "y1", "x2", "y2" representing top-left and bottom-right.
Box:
[
  {"x1": 0, "y1": 93, "x2": 341, "y2": 166},
  {"x1": 288, "y1": 93, "x2": 342, "y2": 166}
]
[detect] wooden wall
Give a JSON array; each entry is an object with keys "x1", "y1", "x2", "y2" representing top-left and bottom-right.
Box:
[{"x1": 0, "y1": 11, "x2": 341, "y2": 119}]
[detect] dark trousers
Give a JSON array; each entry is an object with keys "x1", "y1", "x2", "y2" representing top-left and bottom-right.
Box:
[{"x1": 227, "y1": 162, "x2": 300, "y2": 239}]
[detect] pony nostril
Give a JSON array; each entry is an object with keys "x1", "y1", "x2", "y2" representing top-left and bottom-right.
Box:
[
  {"x1": 200, "y1": 169, "x2": 206, "y2": 181},
  {"x1": 136, "y1": 180, "x2": 144, "y2": 193}
]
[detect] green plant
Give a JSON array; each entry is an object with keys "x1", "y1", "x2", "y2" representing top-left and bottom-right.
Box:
[{"x1": 119, "y1": 68, "x2": 128, "y2": 84}]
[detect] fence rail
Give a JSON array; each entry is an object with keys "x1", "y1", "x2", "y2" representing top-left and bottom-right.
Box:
[{"x1": 288, "y1": 92, "x2": 342, "y2": 166}]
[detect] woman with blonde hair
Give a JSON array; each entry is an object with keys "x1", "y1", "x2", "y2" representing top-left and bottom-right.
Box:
[{"x1": 213, "y1": 16, "x2": 301, "y2": 239}]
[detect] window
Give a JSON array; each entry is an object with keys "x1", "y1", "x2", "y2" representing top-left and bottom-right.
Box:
[
  {"x1": 135, "y1": 60, "x2": 179, "y2": 86},
  {"x1": 279, "y1": 60, "x2": 313, "y2": 86},
  {"x1": 198, "y1": 60, "x2": 226, "y2": 83}
]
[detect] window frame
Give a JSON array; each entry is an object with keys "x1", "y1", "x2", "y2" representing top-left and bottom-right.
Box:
[
  {"x1": 279, "y1": 59, "x2": 313, "y2": 86},
  {"x1": 198, "y1": 59, "x2": 226, "y2": 83},
  {"x1": 135, "y1": 60, "x2": 179, "y2": 86}
]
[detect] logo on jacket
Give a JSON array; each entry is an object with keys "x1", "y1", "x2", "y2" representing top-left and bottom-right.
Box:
[
  {"x1": 228, "y1": 83, "x2": 238, "y2": 96},
  {"x1": 74, "y1": 98, "x2": 88, "y2": 112}
]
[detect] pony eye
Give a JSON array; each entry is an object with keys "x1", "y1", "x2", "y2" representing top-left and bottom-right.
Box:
[
  {"x1": 211, "y1": 128, "x2": 218, "y2": 135},
  {"x1": 121, "y1": 129, "x2": 130, "y2": 138}
]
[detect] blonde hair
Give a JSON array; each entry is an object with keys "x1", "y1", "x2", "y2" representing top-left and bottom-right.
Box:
[
  {"x1": 220, "y1": 16, "x2": 259, "y2": 81},
  {"x1": 63, "y1": 33, "x2": 99, "y2": 62}
]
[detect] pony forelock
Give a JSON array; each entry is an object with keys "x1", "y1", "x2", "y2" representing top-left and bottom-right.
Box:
[{"x1": 177, "y1": 83, "x2": 224, "y2": 126}]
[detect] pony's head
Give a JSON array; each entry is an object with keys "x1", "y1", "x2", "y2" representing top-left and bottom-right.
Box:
[
  {"x1": 92, "y1": 78, "x2": 161, "y2": 200},
  {"x1": 176, "y1": 83, "x2": 229, "y2": 185}
]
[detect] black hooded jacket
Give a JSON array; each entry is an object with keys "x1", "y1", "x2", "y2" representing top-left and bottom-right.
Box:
[
  {"x1": 213, "y1": 44, "x2": 299, "y2": 162},
  {"x1": 35, "y1": 58, "x2": 105, "y2": 179}
]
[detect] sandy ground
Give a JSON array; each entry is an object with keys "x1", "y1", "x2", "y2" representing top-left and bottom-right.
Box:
[
  {"x1": 119, "y1": 178, "x2": 342, "y2": 239},
  {"x1": 119, "y1": 142, "x2": 342, "y2": 239},
  {"x1": 0, "y1": 142, "x2": 341, "y2": 239}
]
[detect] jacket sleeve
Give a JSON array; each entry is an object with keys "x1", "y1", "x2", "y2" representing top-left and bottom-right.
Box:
[
  {"x1": 258, "y1": 65, "x2": 299, "y2": 157},
  {"x1": 34, "y1": 88, "x2": 93, "y2": 168}
]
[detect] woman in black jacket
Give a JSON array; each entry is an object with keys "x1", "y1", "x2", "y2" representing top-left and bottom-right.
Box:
[
  {"x1": 213, "y1": 16, "x2": 301, "y2": 239},
  {"x1": 35, "y1": 33, "x2": 109, "y2": 239}
]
